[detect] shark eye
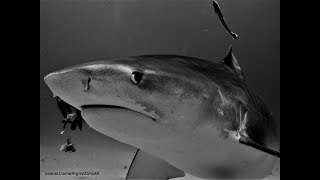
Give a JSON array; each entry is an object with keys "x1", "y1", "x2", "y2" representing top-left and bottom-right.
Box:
[{"x1": 131, "y1": 71, "x2": 143, "y2": 85}]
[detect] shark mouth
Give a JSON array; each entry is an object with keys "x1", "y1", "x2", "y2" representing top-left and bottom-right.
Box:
[
  {"x1": 56, "y1": 96, "x2": 158, "y2": 134},
  {"x1": 80, "y1": 104, "x2": 157, "y2": 122},
  {"x1": 81, "y1": 104, "x2": 134, "y2": 110}
]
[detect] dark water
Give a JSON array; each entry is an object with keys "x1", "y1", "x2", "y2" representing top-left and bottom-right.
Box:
[{"x1": 40, "y1": 0, "x2": 279, "y2": 179}]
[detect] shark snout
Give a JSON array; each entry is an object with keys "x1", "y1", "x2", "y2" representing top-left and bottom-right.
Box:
[{"x1": 44, "y1": 67, "x2": 93, "y2": 109}]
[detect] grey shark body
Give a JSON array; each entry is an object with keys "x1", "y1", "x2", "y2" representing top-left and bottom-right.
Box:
[{"x1": 44, "y1": 48, "x2": 279, "y2": 179}]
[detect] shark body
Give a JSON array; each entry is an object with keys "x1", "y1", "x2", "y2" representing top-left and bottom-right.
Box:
[{"x1": 44, "y1": 48, "x2": 279, "y2": 179}]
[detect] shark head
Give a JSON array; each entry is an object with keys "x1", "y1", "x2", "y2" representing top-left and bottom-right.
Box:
[{"x1": 44, "y1": 51, "x2": 279, "y2": 179}]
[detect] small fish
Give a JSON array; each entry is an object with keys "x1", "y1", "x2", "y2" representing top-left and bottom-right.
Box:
[
  {"x1": 56, "y1": 96, "x2": 85, "y2": 132},
  {"x1": 212, "y1": 0, "x2": 238, "y2": 40},
  {"x1": 70, "y1": 110, "x2": 84, "y2": 131},
  {"x1": 59, "y1": 138, "x2": 76, "y2": 153}
]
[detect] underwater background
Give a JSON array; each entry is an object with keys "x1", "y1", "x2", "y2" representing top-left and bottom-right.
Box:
[{"x1": 40, "y1": 0, "x2": 280, "y2": 179}]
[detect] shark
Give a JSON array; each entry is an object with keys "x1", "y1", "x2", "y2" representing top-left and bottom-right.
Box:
[{"x1": 44, "y1": 47, "x2": 280, "y2": 179}]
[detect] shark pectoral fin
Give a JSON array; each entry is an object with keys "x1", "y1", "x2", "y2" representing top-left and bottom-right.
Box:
[
  {"x1": 238, "y1": 105, "x2": 280, "y2": 158},
  {"x1": 126, "y1": 149, "x2": 185, "y2": 180},
  {"x1": 222, "y1": 46, "x2": 245, "y2": 79},
  {"x1": 239, "y1": 134, "x2": 280, "y2": 158}
]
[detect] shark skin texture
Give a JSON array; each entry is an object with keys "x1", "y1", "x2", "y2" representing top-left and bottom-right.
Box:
[{"x1": 44, "y1": 48, "x2": 280, "y2": 179}]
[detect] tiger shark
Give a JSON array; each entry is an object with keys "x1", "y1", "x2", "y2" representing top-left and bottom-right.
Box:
[{"x1": 44, "y1": 47, "x2": 280, "y2": 179}]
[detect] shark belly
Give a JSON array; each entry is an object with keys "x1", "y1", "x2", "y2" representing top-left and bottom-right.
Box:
[{"x1": 81, "y1": 107, "x2": 277, "y2": 179}]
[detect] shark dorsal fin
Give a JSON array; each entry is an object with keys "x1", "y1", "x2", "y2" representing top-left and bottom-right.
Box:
[{"x1": 222, "y1": 46, "x2": 245, "y2": 79}]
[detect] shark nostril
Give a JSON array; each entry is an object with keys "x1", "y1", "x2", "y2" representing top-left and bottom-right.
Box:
[
  {"x1": 88, "y1": 76, "x2": 91, "y2": 84},
  {"x1": 82, "y1": 76, "x2": 91, "y2": 92}
]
